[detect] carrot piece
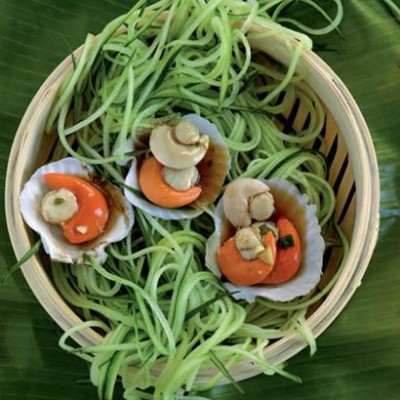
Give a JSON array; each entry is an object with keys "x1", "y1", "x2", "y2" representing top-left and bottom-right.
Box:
[
  {"x1": 261, "y1": 217, "x2": 301, "y2": 284},
  {"x1": 138, "y1": 157, "x2": 201, "y2": 208},
  {"x1": 44, "y1": 173, "x2": 109, "y2": 244},
  {"x1": 216, "y1": 231, "x2": 276, "y2": 286}
]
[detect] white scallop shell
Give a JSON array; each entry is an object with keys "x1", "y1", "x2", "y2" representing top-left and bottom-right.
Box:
[
  {"x1": 19, "y1": 157, "x2": 134, "y2": 264},
  {"x1": 205, "y1": 178, "x2": 325, "y2": 302},
  {"x1": 113, "y1": 138, "x2": 134, "y2": 166},
  {"x1": 124, "y1": 113, "x2": 230, "y2": 220}
]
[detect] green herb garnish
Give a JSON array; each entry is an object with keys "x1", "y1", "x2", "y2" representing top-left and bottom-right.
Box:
[
  {"x1": 258, "y1": 223, "x2": 269, "y2": 236},
  {"x1": 53, "y1": 197, "x2": 65, "y2": 205},
  {"x1": 277, "y1": 234, "x2": 295, "y2": 249}
]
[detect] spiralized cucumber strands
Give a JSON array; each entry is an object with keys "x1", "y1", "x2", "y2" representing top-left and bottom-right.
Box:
[
  {"x1": 258, "y1": 0, "x2": 344, "y2": 36},
  {"x1": 40, "y1": 0, "x2": 347, "y2": 399},
  {"x1": 55, "y1": 212, "x2": 304, "y2": 399}
]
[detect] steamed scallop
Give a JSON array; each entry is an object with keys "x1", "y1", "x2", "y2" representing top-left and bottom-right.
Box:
[
  {"x1": 124, "y1": 114, "x2": 230, "y2": 220},
  {"x1": 205, "y1": 178, "x2": 325, "y2": 302},
  {"x1": 19, "y1": 157, "x2": 134, "y2": 264}
]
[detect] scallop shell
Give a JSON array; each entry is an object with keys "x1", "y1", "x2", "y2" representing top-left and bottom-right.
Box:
[
  {"x1": 205, "y1": 178, "x2": 325, "y2": 302},
  {"x1": 112, "y1": 138, "x2": 134, "y2": 166},
  {"x1": 19, "y1": 157, "x2": 134, "y2": 264},
  {"x1": 124, "y1": 113, "x2": 230, "y2": 220}
]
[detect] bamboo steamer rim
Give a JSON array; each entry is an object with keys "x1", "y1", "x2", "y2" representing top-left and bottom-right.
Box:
[{"x1": 5, "y1": 21, "x2": 380, "y2": 384}]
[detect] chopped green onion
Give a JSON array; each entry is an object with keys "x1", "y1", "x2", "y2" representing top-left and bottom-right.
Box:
[{"x1": 277, "y1": 234, "x2": 295, "y2": 249}]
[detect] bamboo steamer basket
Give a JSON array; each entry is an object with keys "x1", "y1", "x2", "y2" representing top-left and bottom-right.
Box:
[{"x1": 5, "y1": 21, "x2": 380, "y2": 384}]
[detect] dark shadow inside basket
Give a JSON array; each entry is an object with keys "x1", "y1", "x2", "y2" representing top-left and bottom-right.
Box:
[{"x1": 275, "y1": 95, "x2": 355, "y2": 316}]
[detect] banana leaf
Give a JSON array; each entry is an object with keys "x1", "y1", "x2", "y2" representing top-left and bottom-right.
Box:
[{"x1": 0, "y1": 0, "x2": 399, "y2": 399}]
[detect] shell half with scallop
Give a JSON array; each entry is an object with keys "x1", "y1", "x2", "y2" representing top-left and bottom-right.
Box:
[
  {"x1": 19, "y1": 157, "x2": 134, "y2": 264},
  {"x1": 124, "y1": 114, "x2": 230, "y2": 220},
  {"x1": 205, "y1": 178, "x2": 325, "y2": 302}
]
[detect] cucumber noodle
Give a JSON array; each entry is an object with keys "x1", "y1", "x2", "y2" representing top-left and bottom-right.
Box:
[{"x1": 43, "y1": 1, "x2": 347, "y2": 399}]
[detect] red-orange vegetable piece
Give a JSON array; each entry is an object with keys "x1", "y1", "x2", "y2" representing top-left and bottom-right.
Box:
[
  {"x1": 261, "y1": 217, "x2": 301, "y2": 284},
  {"x1": 138, "y1": 156, "x2": 202, "y2": 208},
  {"x1": 216, "y1": 231, "x2": 276, "y2": 286},
  {"x1": 44, "y1": 173, "x2": 109, "y2": 244}
]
